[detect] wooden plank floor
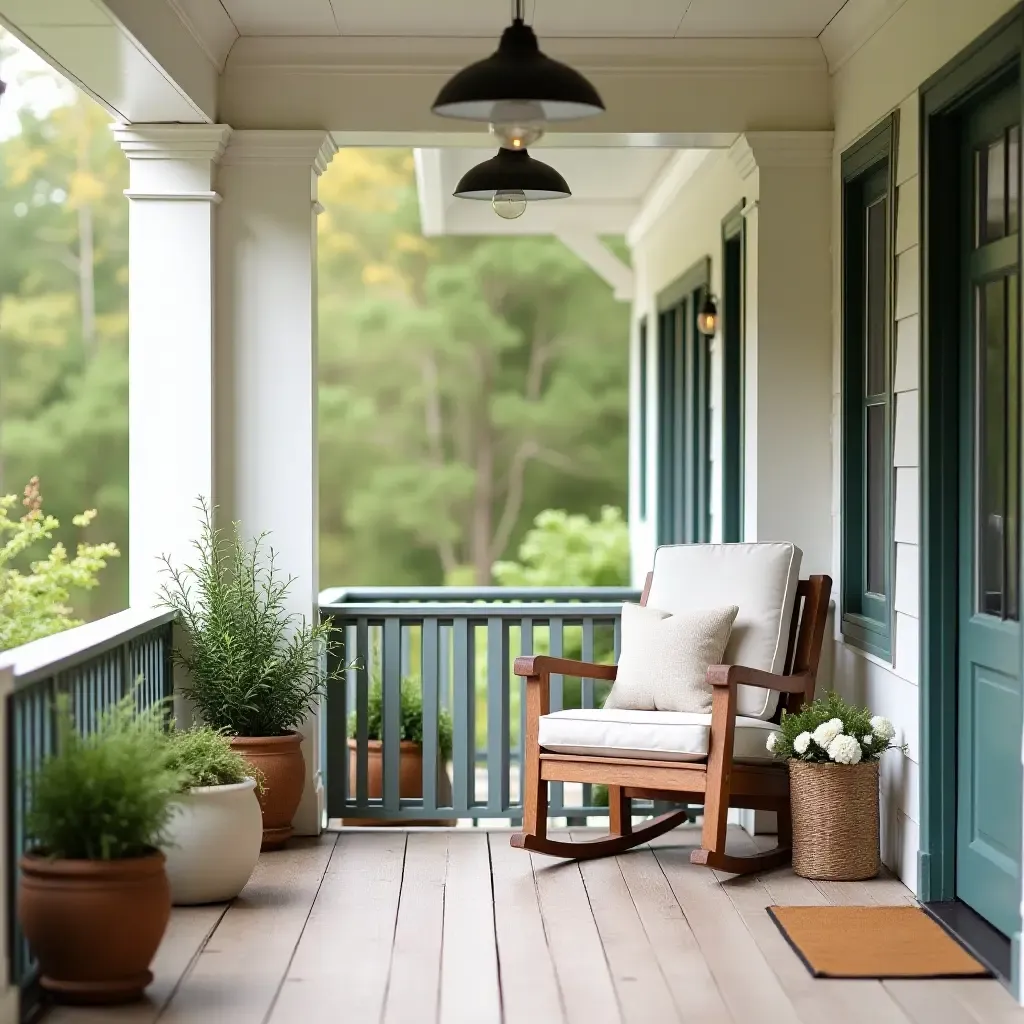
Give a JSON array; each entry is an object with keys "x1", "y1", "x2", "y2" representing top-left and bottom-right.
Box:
[{"x1": 50, "y1": 825, "x2": 1024, "y2": 1024}]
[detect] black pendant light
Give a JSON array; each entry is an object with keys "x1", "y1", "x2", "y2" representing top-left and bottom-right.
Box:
[
  {"x1": 432, "y1": 1, "x2": 605, "y2": 125},
  {"x1": 454, "y1": 148, "x2": 570, "y2": 220}
]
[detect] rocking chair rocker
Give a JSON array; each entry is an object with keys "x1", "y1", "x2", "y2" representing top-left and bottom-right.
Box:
[{"x1": 511, "y1": 542, "x2": 832, "y2": 875}]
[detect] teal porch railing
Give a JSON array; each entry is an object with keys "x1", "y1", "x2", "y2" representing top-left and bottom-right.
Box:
[
  {"x1": 0, "y1": 609, "x2": 175, "y2": 1021},
  {"x1": 319, "y1": 587, "x2": 650, "y2": 823}
]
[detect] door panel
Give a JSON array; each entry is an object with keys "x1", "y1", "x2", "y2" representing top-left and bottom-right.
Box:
[{"x1": 956, "y1": 79, "x2": 1024, "y2": 939}]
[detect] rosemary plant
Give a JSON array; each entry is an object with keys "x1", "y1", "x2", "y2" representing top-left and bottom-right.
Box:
[{"x1": 160, "y1": 498, "x2": 348, "y2": 737}]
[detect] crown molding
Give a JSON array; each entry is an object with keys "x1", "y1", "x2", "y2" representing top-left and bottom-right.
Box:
[
  {"x1": 818, "y1": 0, "x2": 909, "y2": 74},
  {"x1": 224, "y1": 35, "x2": 827, "y2": 76},
  {"x1": 728, "y1": 131, "x2": 834, "y2": 178},
  {"x1": 626, "y1": 148, "x2": 718, "y2": 248},
  {"x1": 221, "y1": 131, "x2": 339, "y2": 175},
  {"x1": 112, "y1": 124, "x2": 232, "y2": 162},
  {"x1": 164, "y1": 0, "x2": 239, "y2": 73}
]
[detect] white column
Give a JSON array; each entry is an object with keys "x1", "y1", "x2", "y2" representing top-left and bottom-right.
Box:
[
  {"x1": 216, "y1": 131, "x2": 337, "y2": 835},
  {"x1": 113, "y1": 124, "x2": 231, "y2": 608},
  {"x1": 728, "y1": 132, "x2": 833, "y2": 838},
  {"x1": 729, "y1": 132, "x2": 834, "y2": 576}
]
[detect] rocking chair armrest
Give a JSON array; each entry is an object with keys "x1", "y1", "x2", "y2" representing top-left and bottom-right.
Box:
[
  {"x1": 513, "y1": 655, "x2": 618, "y2": 681},
  {"x1": 705, "y1": 664, "x2": 812, "y2": 695}
]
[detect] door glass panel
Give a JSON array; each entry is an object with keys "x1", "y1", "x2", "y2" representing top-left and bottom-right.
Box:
[
  {"x1": 977, "y1": 277, "x2": 1008, "y2": 617},
  {"x1": 987, "y1": 137, "x2": 1007, "y2": 243},
  {"x1": 865, "y1": 197, "x2": 888, "y2": 396},
  {"x1": 866, "y1": 402, "x2": 887, "y2": 596},
  {"x1": 1010, "y1": 126, "x2": 1020, "y2": 235}
]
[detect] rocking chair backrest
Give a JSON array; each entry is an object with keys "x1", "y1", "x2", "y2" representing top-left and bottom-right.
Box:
[{"x1": 639, "y1": 566, "x2": 832, "y2": 723}]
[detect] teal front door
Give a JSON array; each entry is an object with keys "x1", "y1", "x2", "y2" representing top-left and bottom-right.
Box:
[{"x1": 957, "y1": 78, "x2": 1024, "y2": 938}]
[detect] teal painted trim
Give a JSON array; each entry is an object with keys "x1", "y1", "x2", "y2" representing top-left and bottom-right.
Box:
[
  {"x1": 722, "y1": 201, "x2": 746, "y2": 542},
  {"x1": 920, "y1": 7, "x2": 1024, "y2": 908},
  {"x1": 840, "y1": 116, "x2": 897, "y2": 662}
]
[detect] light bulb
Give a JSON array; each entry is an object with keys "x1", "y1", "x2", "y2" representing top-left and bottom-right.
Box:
[
  {"x1": 697, "y1": 311, "x2": 717, "y2": 335},
  {"x1": 489, "y1": 121, "x2": 546, "y2": 150},
  {"x1": 492, "y1": 189, "x2": 528, "y2": 220}
]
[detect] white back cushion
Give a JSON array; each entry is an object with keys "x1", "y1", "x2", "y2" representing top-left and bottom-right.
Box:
[{"x1": 645, "y1": 542, "x2": 803, "y2": 720}]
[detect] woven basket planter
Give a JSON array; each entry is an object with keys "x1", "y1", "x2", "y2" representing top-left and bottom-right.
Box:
[{"x1": 789, "y1": 760, "x2": 880, "y2": 880}]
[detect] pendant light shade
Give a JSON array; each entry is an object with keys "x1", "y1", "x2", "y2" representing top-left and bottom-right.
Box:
[
  {"x1": 432, "y1": 17, "x2": 605, "y2": 123},
  {"x1": 453, "y1": 148, "x2": 571, "y2": 202}
]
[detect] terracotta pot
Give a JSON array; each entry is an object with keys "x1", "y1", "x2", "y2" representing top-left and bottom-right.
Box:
[
  {"x1": 345, "y1": 739, "x2": 455, "y2": 827},
  {"x1": 19, "y1": 850, "x2": 170, "y2": 1004},
  {"x1": 231, "y1": 732, "x2": 305, "y2": 851}
]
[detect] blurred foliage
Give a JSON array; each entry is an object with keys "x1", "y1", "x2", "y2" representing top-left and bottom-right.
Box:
[{"x1": 0, "y1": 32, "x2": 629, "y2": 635}]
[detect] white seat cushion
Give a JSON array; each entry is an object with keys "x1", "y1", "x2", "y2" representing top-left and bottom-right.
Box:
[
  {"x1": 539, "y1": 708, "x2": 780, "y2": 764},
  {"x1": 646, "y1": 542, "x2": 803, "y2": 720}
]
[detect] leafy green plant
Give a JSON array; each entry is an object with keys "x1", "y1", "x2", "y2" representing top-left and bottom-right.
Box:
[
  {"x1": 26, "y1": 693, "x2": 182, "y2": 860},
  {"x1": 769, "y1": 691, "x2": 905, "y2": 765},
  {"x1": 0, "y1": 477, "x2": 119, "y2": 653},
  {"x1": 160, "y1": 498, "x2": 351, "y2": 737},
  {"x1": 166, "y1": 725, "x2": 259, "y2": 791},
  {"x1": 350, "y1": 677, "x2": 454, "y2": 761},
  {"x1": 492, "y1": 507, "x2": 630, "y2": 588}
]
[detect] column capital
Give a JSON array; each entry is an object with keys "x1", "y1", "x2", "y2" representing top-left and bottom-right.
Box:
[
  {"x1": 727, "y1": 131, "x2": 834, "y2": 180},
  {"x1": 221, "y1": 130, "x2": 338, "y2": 176},
  {"x1": 112, "y1": 124, "x2": 232, "y2": 162}
]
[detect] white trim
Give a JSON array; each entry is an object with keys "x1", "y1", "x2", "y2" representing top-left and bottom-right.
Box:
[
  {"x1": 819, "y1": 0, "x2": 911, "y2": 74},
  {"x1": 112, "y1": 124, "x2": 232, "y2": 162},
  {"x1": 164, "y1": 0, "x2": 239, "y2": 73},
  {"x1": 221, "y1": 130, "x2": 339, "y2": 175},
  {"x1": 123, "y1": 190, "x2": 222, "y2": 203},
  {"x1": 626, "y1": 149, "x2": 717, "y2": 248},
  {"x1": 556, "y1": 232, "x2": 634, "y2": 302}
]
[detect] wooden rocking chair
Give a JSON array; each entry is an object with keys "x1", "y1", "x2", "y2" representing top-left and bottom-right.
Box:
[{"x1": 511, "y1": 542, "x2": 832, "y2": 875}]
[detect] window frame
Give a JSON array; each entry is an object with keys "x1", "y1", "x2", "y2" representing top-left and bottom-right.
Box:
[
  {"x1": 841, "y1": 114, "x2": 899, "y2": 660},
  {"x1": 721, "y1": 201, "x2": 746, "y2": 542},
  {"x1": 656, "y1": 257, "x2": 712, "y2": 546},
  {"x1": 638, "y1": 317, "x2": 649, "y2": 520}
]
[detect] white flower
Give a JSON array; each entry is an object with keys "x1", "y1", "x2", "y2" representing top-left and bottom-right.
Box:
[
  {"x1": 811, "y1": 718, "x2": 844, "y2": 747},
  {"x1": 870, "y1": 716, "x2": 896, "y2": 743},
  {"x1": 827, "y1": 734, "x2": 863, "y2": 765},
  {"x1": 793, "y1": 732, "x2": 812, "y2": 755},
  {"x1": 862, "y1": 734, "x2": 874, "y2": 745},
  {"x1": 766, "y1": 731, "x2": 779, "y2": 753}
]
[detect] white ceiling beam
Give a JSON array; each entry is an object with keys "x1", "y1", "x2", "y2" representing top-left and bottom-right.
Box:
[
  {"x1": 626, "y1": 148, "x2": 717, "y2": 248},
  {"x1": 556, "y1": 232, "x2": 634, "y2": 302},
  {"x1": 0, "y1": 0, "x2": 218, "y2": 122},
  {"x1": 219, "y1": 36, "x2": 830, "y2": 134}
]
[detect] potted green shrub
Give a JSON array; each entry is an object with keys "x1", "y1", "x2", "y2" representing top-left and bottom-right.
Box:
[
  {"x1": 19, "y1": 694, "x2": 180, "y2": 1004},
  {"x1": 767, "y1": 691, "x2": 905, "y2": 881},
  {"x1": 160, "y1": 499, "x2": 347, "y2": 850},
  {"x1": 162, "y1": 726, "x2": 263, "y2": 905},
  {"x1": 346, "y1": 677, "x2": 455, "y2": 825}
]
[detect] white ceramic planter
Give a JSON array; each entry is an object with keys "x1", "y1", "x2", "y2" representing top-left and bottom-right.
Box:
[{"x1": 163, "y1": 778, "x2": 262, "y2": 905}]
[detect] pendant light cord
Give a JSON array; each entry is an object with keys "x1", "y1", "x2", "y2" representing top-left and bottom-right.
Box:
[{"x1": 512, "y1": 0, "x2": 525, "y2": 23}]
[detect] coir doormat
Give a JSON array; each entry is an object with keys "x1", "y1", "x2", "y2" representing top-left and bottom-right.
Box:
[{"x1": 767, "y1": 905, "x2": 991, "y2": 979}]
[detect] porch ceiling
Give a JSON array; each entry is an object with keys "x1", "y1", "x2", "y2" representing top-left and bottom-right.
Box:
[{"x1": 215, "y1": 0, "x2": 850, "y2": 41}]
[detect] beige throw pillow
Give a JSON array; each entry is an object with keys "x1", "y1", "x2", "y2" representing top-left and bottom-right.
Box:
[{"x1": 604, "y1": 603, "x2": 739, "y2": 713}]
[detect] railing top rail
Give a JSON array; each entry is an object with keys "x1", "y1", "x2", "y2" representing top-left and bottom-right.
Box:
[
  {"x1": 319, "y1": 586, "x2": 640, "y2": 606},
  {"x1": 321, "y1": 600, "x2": 630, "y2": 619},
  {"x1": 0, "y1": 606, "x2": 174, "y2": 689}
]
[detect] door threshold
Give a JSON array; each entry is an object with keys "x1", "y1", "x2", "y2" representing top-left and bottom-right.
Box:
[{"x1": 923, "y1": 899, "x2": 1012, "y2": 983}]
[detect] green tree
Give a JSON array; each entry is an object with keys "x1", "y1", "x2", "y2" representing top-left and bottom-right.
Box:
[{"x1": 318, "y1": 150, "x2": 630, "y2": 587}]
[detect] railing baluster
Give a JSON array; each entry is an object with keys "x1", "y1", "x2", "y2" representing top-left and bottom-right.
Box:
[
  {"x1": 452, "y1": 617, "x2": 472, "y2": 815},
  {"x1": 382, "y1": 617, "x2": 402, "y2": 814},
  {"x1": 421, "y1": 617, "x2": 440, "y2": 814},
  {"x1": 486, "y1": 618, "x2": 510, "y2": 813},
  {"x1": 355, "y1": 618, "x2": 370, "y2": 809},
  {"x1": 581, "y1": 616, "x2": 596, "y2": 811},
  {"x1": 324, "y1": 614, "x2": 347, "y2": 821},
  {"x1": 549, "y1": 617, "x2": 564, "y2": 817},
  {"x1": 516, "y1": 617, "x2": 532, "y2": 826}
]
